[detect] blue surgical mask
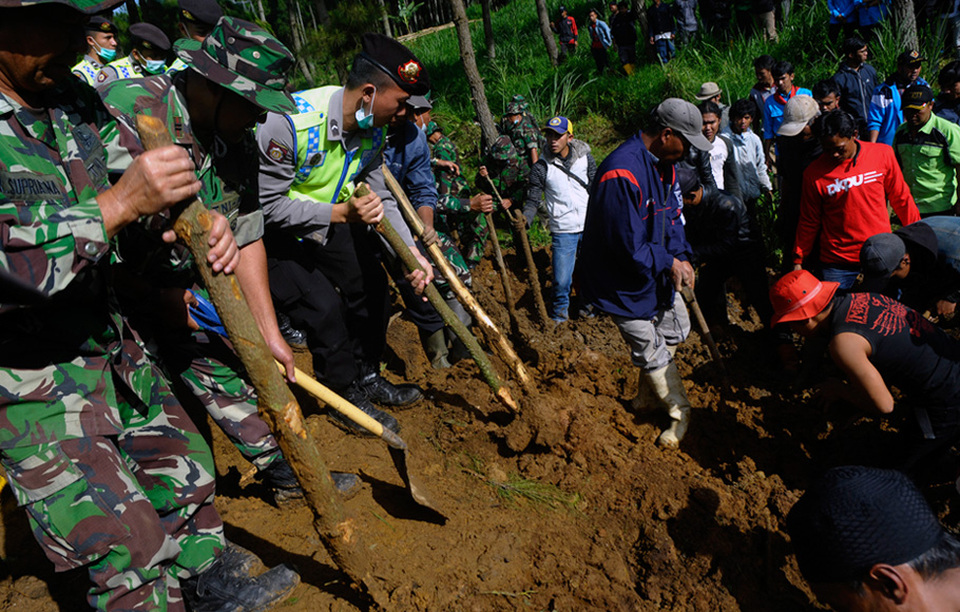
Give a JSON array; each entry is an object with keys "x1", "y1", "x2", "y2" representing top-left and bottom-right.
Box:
[
  {"x1": 355, "y1": 87, "x2": 377, "y2": 130},
  {"x1": 95, "y1": 43, "x2": 117, "y2": 62},
  {"x1": 143, "y1": 58, "x2": 166, "y2": 75}
]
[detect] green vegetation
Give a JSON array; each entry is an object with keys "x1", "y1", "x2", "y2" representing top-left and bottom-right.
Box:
[{"x1": 407, "y1": 0, "x2": 954, "y2": 163}]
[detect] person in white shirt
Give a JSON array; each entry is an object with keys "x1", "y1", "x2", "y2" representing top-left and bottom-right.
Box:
[{"x1": 722, "y1": 98, "x2": 773, "y2": 212}]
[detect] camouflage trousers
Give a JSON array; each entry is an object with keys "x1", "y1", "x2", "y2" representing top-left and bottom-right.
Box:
[
  {"x1": 437, "y1": 211, "x2": 487, "y2": 269},
  {"x1": 432, "y1": 231, "x2": 472, "y2": 300},
  {"x1": 2, "y1": 369, "x2": 224, "y2": 611},
  {"x1": 158, "y1": 325, "x2": 282, "y2": 472}
]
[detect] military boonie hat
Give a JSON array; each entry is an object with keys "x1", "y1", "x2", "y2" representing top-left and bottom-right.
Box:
[
  {"x1": 179, "y1": 0, "x2": 222, "y2": 25},
  {"x1": 505, "y1": 94, "x2": 527, "y2": 115},
  {"x1": 903, "y1": 84, "x2": 934, "y2": 110},
  {"x1": 358, "y1": 32, "x2": 430, "y2": 96},
  {"x1": 86, "y1": 15, "x2": 117, "y2": 34},
  {"x1": 174, "y1": 16, "x2": 296, "y2": 114},
  {"x1": 130, "y1": 22, "x2": 172, "y2": 52},
  {"x1": 0, "y1": 0, "x2": 124, "y2": 15},
  {"x1": 424, "y1": 120, "x2": 441, "y2": 136}
]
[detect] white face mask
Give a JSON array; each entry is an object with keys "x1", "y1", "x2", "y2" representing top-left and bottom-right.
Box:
[{"x1": 355, "y1": 87, "x2": 378, "y2": 130}]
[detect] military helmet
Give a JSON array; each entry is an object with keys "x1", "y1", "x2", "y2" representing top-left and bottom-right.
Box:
[{"x1": 173, "y1": 16, "x2": 296, "y2": 114}]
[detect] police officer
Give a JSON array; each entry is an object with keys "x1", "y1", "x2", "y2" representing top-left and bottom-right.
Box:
[
  {"x1": 71, "y1": 16, "x2": 119, "y2": 86},
  {"x1": 96, "y1": 21, "x2": 171, "y2": 87},
  {"x1": 0, "y1": 0, "x2": 297, "y2": 609},
  {"x1": 256, "y1": 33, "x2": 434, "y2": 433},
  {"x1": 167, "y1": 0, "x2": 223, "y2": 73}
]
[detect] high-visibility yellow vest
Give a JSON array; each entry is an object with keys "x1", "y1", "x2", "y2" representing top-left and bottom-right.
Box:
[
  {"x1": 286, "y1": 86, "x2": 386, "y2": 205},
  {"x1": 72, "y1": 56, "x2": 102, "y2": 86},
  {"x1": 104, "y1": 56, "x2": 142, "y2": 80}
]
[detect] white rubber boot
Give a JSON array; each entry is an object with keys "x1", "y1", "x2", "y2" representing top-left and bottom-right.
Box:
[
  {"x1": 630, "y1": 369, "x2": 659, "y2": 413},
  {"x1": 644, "y1": 361, "x2": 691, "y2": 449}
]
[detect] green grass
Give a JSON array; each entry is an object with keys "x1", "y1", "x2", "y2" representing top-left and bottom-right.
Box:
[
  {"x1": 406, "y1": 0, "x2": 956, "y2": 163},
  {"x1": 461, "y1": 453, "x2": 584, "y2": 511}
]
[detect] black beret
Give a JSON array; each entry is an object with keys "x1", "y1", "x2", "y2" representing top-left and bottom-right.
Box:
[
  {"x1": 787, "y1": 466, "x2": 944, "y2": 584},
  {"x1": 129, "y1": 22, "x2": 171, "y2": 52},
  {"x1": 85, "y1": 16, "x2": 118, "y2": 35},
  {"x1": 178, "y1": 0, "x2": 222, "y2": 26},
  {"x1": 358, "y1": 32, "x2": 430, "y2": 96}
]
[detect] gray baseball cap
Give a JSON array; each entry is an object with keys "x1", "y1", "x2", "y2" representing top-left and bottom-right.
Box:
[
  {"x1": 859, "y1": 232, "x2": 905, "y2": 292},
  {"x1": 778, "y1": 95, "x2": 819, "y2": 137},
  {"x1": 653, "y1": 98, "x2": 713, "y2": 151}
]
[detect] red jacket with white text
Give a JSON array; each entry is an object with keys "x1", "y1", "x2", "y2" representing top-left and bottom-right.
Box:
[{"x1": 793, "y1": 141, "x2": 920, "y2": 266}]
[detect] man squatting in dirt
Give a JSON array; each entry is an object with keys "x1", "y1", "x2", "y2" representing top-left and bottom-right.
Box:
[
  {"x1": 256, "y1": 33, "x2": 434, "y2": 435},
  {"x1": 96, "y1": 16, "x2": 363, "y2": 501},
  {"x1": 578, "y1": 98, "x2": 708, "y2": 448},
  {"x1": 0, "y1": 0, "x2": 300, "y2": 609},
  {"x1": 787, "y1": 466, "x2": 960, "y2": 612},
  {"x1": 770, "y1": 270, "x2": 960, "y2": 477}
]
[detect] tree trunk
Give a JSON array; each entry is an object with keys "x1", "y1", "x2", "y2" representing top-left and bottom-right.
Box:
[
  {"x1": 534, "y1": 0, "x2": 558, "y2": 67},
  {"x1": 448, "y1": 0, "x2": 499, "y2": 146},
  {"x1": 125, "y1": 0, "x2": 140, "y2": 23},
  {"x1": 255, "y1": 0, "x2": 267, "y2": 22},
  {"x1": 377, "y1": 0, "x2": 394, "y2": 36},
  {"x1": 313, "y1": 0, "x2": 330, "y2": 25},
  {"x1": 288, "y1": 2, "x2": 316, "y2": 86},
  {"x1": 481, "y1": 0, "x2": 496, "y2": 60},
  {"x1": 892, "y1": 0, "x2": 919, "y2": 50}
]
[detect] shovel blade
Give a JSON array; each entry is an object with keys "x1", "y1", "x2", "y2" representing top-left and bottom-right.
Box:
[{"x1": 387, "y1": 446, "x2": 444, "y2": 516}]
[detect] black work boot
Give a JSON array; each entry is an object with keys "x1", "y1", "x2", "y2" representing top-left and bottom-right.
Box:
[
  {"x1": 182, "y1": 545, "x2": 300, "y2": 612},
  {"x1": 261, "y1": 456, "x2": 361, "y2": 502},
  {"x1": 358, "y1": 363, "x2": 422, "y2": 407},
  {"x1": 329, "y1": 381, "x2": 401, "y2": 435},
  {"x1": 276, "y1": 311, "x2": 307, "y2": 347}
]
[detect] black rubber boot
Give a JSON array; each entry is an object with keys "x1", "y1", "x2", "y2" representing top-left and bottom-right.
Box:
[
  {"x1": 182, "y1": 545, "x2": 300, "y2": 612},
  {"x1": 358, "y1": 363, "x2": 422, "y2": 407},
  {"x1": 261, "y1": 456, "x2": 361, "y2": 502},
  {"x1": 329, "y1": 381, "x2": 401, "y2": 435}
]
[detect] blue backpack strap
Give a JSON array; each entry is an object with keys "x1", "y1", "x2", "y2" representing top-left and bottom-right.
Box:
[{"x1": 291, "y1": 93, "x2": 324, "y2": 185}]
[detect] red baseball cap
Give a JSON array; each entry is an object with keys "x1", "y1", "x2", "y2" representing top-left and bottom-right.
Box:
[{"x1": 769, "y1": 270, "x2": 839, "y2": 326}]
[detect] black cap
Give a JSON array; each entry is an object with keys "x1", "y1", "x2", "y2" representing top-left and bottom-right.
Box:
[
  {"x1": 358, "y1": 32, "x2": 430, "y2": 96},
  {"x1": 129, "y1": 22, "x2": 172, "y2": 52},
  {"x1": 179, "y1": 0, "x2": 223, "y2": 25},
  {"x1": 559, "y1": 4, "x2": 567, "y2": 11},
  {"x1": 902, "y1": 84, "x2": 934, "y2": 110},
  {"x1": 85, "y1": 16, "x2": 118, "y2": 35},
  {"x1": 786, "y1": 466, "x2": 944, "y2": 584},
  {"x1": 897, "y1": 49, "x2": 925, "y2": 65}
]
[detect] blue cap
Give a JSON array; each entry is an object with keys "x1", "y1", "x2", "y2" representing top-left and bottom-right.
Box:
[{"x1": 544, "y1": 115, "x2": 572, "y2": 135}]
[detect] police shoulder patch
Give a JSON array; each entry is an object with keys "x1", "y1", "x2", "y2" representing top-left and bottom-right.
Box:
[
  {"x1": 97, "y1": 71, "x2": 107, "y2": 83},
  {"x1": 267, "y1": 139, "x2": 290, "y2": 162}
]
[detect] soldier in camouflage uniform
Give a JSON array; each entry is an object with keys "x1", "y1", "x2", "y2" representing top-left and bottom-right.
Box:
[
  {"x1": 479, "y1": 132, "x2": 530, "y2": 209},
  {"x1": 0, "y1": 0, "x2": 298, "y2": 609},
  {"x1": 425, "y1": 120, "x2": 494, "y2": 268},
  {"x1": 500, "y1": 94, "x2": 545, "y2": 166},
  {"x1": 98, "y1": 17, "x2": 360, "y2": 499}
]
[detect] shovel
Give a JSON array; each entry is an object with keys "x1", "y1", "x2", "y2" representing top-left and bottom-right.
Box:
[
  {"x1": 278, "y1": 362, "x2": 443, "y2": 514},
  {"x1": 680, "y1": 286, "x2": 729, "y2": 388}
]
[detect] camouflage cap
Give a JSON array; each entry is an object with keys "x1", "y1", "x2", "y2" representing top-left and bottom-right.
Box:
[
  {"x1": 424, "y1": 120, "x2": 441, "y2": 136},
  {"x1": 0, "y1": 0, "x2": 124, "y2": 14},
  {"x1": 174, "y1": 16, "x2": 296, "y2": 114},
  {"x1": 505, "y1": 94, "x2": 527, "y2": 116}
]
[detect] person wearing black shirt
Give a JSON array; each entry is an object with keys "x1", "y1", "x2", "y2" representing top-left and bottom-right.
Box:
[{"x1": 611, "y1": 2, "x2": 639, "y2": 73}]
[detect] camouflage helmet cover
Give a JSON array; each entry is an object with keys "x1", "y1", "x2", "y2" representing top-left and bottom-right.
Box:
[
  {"x1": 0, "y1": 0, "x2": 123, "y2": 14},
  {"x1": 174, "y1": 16, "x2": 296, "y2": 114},
  {"x1": 505, "y1": 94, "x2": 527, "y2": 116}
]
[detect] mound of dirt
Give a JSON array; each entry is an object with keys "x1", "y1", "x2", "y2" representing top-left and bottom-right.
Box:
[{"x1": 2, "y1": 247, "x2": 958, "y2": 611}]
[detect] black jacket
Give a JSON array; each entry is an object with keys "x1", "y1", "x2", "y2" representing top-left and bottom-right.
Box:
[
  {"x1": 683, "y1": 186, "x2": 755, "y2": 264},
  {"x1": 832, "y1": 62, "x2": 879, "y2": 133}
]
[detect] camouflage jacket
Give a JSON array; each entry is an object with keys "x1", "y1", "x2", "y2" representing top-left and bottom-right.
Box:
[
  {"x1": 481, "y1": 133, "x2": 530, "y2": 204},
  {"x1": 0, "y1": 80, "x2": 167, "y2": 499},
  {"x1": 430, "y1": 133, "x2": 471, "y2": 215},
  {"x1": 98, "y1": 72, "x2": 263, "y2": 287},
  {"x1": 501, "y1": 112, "x2": 544, "y2": 157}
]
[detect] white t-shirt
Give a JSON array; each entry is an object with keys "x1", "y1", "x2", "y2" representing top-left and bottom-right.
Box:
[{"x1": 707, "y1": 136, "x2": 728, "y2": 189}]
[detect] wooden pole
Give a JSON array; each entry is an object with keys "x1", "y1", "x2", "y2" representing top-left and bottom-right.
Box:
[
  {"x1": 135, "y1": 115, "x2": 387, "y2": 606},
  {"x1": 485, "y1": 211, "x2": 519, "y2": 328},
  {"x1": 382, "y1": 166, "x2": 536, "y2": 396}
]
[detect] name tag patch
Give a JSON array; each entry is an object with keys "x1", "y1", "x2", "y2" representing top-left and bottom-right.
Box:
[{"x1": 0, "y1": 171, "x2": 66, "y2": 202}]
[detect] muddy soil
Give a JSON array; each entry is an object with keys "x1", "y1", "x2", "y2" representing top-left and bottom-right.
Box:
[{"x1": 2, "y1": 245, "x2": 958, "y2": 611}]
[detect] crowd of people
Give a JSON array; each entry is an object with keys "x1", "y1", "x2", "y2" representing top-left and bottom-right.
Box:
[{"x1": 3, "y1": 0, "x2": 960, "y2": 609}]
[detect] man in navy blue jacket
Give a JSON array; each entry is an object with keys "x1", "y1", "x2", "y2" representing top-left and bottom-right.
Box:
[{"x1": 579, "y1": 98, "x2": 710, "y2": 448}]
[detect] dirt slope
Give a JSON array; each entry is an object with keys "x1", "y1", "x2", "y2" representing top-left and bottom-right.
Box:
[{"x1": 2, "y1": 249, "x2": 958, "y2": 611}]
